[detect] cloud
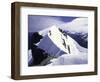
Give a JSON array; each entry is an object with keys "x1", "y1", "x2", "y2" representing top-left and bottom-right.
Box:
[
  {"x1": 28, "y1": 16, "x2": 63, "y2": 32},
  {"x1": 28, "y1": 16, "x2": 88, "y2": 34},
  {"x1": 59, "y1": 18, "x2": 88, "y2": 33}
]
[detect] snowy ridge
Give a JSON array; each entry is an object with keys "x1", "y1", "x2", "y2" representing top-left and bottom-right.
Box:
[
  {"x1": 47, "y1": 34, "x2": 87, "y2": 66},
  {"x1": 28, "y1": 18, "x2": 88, "y2": 66},
  {"x1": 38, "y1": 25, "x2": 80, "y2": 57},
  {"x1": 38, "y1": 25, "x2": 88, "y2": 65},
  {"x1": 38, "y1": 18, "x2": 88, "y2": 48}
]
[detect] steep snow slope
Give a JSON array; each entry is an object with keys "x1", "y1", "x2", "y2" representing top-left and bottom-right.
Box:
[
  {"x1": 47, "y1": 39, "x2": 87, "y2": 65},
  {"x1": 42, "y1": 26, "x2": 88, "y2": 65},
  {"x1": 38, "y1": 26, "x2": 79, "y2": 58}
]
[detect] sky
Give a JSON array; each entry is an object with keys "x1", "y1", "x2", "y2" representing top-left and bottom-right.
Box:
[{"x1": 28, "y1": 15, "x2": 78, "y2": 33}]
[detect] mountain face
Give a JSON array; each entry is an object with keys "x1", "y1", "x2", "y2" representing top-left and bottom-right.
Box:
[
  {"x1": 29, "y1": 18, "x2": 88, "y2": 49},
  {"x1": 42, "y1": 18, "x2": 88, "y2": 48},
  {"x1": 38, "y1": 26, "x2": 80, "y2": 57},
  {"x1": 38, "y1": 26, "x2": 72, "y2": 57},
  {"x1": 28, "y1": 18, "x2": 88, "y2": 66},
  {"x1": 28, "y1": 25, "x2": 88, "y2": 66}
]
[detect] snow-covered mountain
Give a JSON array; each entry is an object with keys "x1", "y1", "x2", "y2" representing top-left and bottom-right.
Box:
[
  {"x1": 38, "y1": 26, "x2": 79, "y2": 57},
  {"x1": 47, "y1": 34, "x2": 88, "y2": 65},
  {"x1": 47, "y1": 52, "x2": 87, "y2": 65},
  {"x1": 28, "y1": 18, "x2": 88, "y2": 66},
  {"x1": 38, "y1": 18, "x2": 88, "y2": 48},
  {"x1": 37, "y1": 25, "x2": 87, "y2": 65}
]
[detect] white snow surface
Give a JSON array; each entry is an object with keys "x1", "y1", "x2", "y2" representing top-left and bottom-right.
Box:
[
  {"x1": 46, "y1": 32, "x2": 88, "y2": 65},
  {"x1": 29, "y1": 17, "x2": 88, "y2": 65},
  {"x1": 47, "y1": 34, "x2": 88, "y2": 65},
  {"x1": 38, "y1": 25, "x2": 88, "y2": 65},
  {"x1": 38, "y1": 26, "x2": 79, "y2": 57},
  {"x1": 47, "y1": 52, "x2": 87, "y2": 65},
  {"x1": 47, "y1": 27, "x2": 87, "y2": 65}
]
